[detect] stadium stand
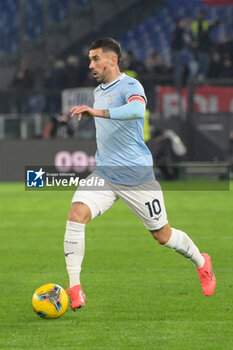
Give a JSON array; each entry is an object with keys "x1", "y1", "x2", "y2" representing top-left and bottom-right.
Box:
[
  {"x1": 0, "y1": 0, "x2": 232, "y2": 59},
  {"x1": 48, "y1": 0, "x2": 69, "y2": 24},
  {"x1": 23, "y1": 0, "x2": 44, "y2": 39},
  {"x1": 119, "y1": 0, "x2": 233, "y2": 63},
  {"x1": 0, "y1": 0, "x2": 19, "y2": 54},
  {"x1": 0, "y1": 0, "x2": 92, "y2": 54}
]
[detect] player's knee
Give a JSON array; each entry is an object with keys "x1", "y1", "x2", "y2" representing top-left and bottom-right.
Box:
[
  {"x1": 68, "y1": 202, "x2": 91, "y2": 224},
  {"x1": 68, "y1": 208, "x2": 84, "y2": 223},
  {"x1": 150, "y1": 223, "x2": 172, "y2": 245}
]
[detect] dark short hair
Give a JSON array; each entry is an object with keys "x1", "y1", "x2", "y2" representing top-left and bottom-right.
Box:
[{"x1": 89, "y1": 37, "x2": 121, "y2": 64}]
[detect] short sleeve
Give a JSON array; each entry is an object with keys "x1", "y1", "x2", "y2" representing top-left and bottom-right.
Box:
[{"x1": 123, "y1": 78, "x2": 147, "y2": 105}]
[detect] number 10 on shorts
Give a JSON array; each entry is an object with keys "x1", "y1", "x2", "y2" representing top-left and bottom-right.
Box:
[{"x1": 145, "y1": 199, "x2": 161, "y2": 217}]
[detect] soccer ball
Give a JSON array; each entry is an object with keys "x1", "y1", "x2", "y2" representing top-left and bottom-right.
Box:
[{"x1": 32, "y1": 283, "x2": 69, "y2": 319}]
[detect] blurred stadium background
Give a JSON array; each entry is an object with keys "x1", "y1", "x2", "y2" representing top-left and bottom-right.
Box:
[
  {"x1": 0, "y1": 0, "x2": 233, "y2": 182},
  {"x1": 1, "y1": 3, "x2": 233, "y2": 348}
]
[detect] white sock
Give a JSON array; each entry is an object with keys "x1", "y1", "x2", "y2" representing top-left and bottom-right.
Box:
[
  {"x1": 64, "y1": 220, "x2": 85, "y2": 287},
  {"x1": 164, "y1": 228, "x2": 205, "y2": 268}
]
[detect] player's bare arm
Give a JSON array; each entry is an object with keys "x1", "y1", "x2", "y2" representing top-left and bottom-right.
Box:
[{"x1": 70, "y1": 105, "x2": 110, "y2": 120}]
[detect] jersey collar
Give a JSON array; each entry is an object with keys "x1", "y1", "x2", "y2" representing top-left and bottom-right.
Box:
[{"x1": 100, "y1": 73, "x2": 125, "y2": 90}]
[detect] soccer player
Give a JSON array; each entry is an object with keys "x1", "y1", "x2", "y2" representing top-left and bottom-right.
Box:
[{"x1": 64, "y1": 38, "x2": 216, "y2": 310}]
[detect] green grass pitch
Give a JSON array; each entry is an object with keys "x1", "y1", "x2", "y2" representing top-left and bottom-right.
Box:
[{"x1": 0, "y1": 183, "x2": 232, "y2": 350}]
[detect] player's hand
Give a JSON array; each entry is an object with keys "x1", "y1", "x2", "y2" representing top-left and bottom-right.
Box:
[{"x1": 70, "y1": 105, "x2": 100, "y2": 121}]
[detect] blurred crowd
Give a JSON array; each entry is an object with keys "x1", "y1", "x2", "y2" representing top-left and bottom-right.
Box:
[
  {"x1": 10, "y1": 10, "x2": 233, "y2": 92},
  {"x1": 170, "y1": 10, "x2": 233, "y2": 87},
  {"x1": 10, "y1": 46, "x2": 91, "y2": 92}
]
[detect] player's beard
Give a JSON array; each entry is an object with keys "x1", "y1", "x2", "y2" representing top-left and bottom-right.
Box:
[
  {"x1": 96, "y1": 76, "x2": 104, "y2": 83},
  {"x1": 96, "y1": 73, "x2": 107, "y2": 84},
  {"x1": 92, "y1": 70, "x2": 107, "y2": 84}
]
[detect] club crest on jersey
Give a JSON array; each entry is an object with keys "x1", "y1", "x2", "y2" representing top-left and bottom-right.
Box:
[{"x1": 107, "y1": 93, "x2": 115, "y2": 100}]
